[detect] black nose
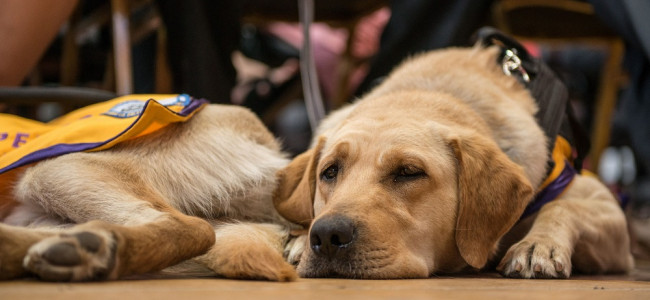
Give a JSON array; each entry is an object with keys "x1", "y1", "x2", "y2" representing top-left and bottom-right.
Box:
[{"x1": 310, "y1": 214, "x2": 355, "y2": 259}]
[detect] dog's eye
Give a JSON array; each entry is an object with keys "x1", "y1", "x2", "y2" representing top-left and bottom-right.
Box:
[
  {"x1": 321, "y1": 164, "x2": 339, "y2": 182},
  {"x1": 394, "y1": 166, "x2": 426, "y2": 182}
]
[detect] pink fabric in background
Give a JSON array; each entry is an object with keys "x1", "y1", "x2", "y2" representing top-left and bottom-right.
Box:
[{"x1": 266, "y1": 8, "x2": 390, "y2": 100}]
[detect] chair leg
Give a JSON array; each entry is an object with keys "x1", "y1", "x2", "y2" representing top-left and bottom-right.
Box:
[
  {"x1": 61, "y1": 7, "x2": 82, "y2": 87},
  {"x1": 110, "y1": 0, "x2": 133, "y2": 95},
  {"x1": 590, "y1": 40, "x2": 624, "y2": 172}
]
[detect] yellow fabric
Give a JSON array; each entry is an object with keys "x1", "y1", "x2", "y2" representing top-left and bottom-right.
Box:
[
  {"x1": 538, "y1": 136, "x2": 573, "y2": 191},
  {"x1": 0, "y1": 94, "x2": 206, "y2": 173}
]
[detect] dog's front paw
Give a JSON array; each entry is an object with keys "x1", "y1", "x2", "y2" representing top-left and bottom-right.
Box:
[
  {"x1": 23, "y1": 230, "x2": 116, "y2": 281},
  {"x1": 497, "y1": 237, "x2": 571, "y2": 279},
  {"x1": 199, "y1": 223, "x2": 297, "y2": 281},
  {"x1": 284, "y1": 234, "x2": 307, "y2": 266},
  {"x1": 205, "y1": 242, "x2": 297, "y2": 281}
]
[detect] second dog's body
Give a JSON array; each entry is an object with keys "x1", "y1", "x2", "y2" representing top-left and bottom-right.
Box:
[{"x1": 0, "y1": 104, "x2": 298, "y2": 281}]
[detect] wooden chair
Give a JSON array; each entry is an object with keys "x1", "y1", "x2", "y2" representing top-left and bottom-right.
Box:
[{"x1": 62, "y1": 0, "x2": 168, "y2": 95}]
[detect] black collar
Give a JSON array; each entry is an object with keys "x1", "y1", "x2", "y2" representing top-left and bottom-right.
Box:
[{"x1": 474, "y1": 27, "x2": 590, "y2": 173}]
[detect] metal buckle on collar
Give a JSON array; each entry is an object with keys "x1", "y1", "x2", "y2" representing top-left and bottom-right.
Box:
[{"x1": 502, "y1": 49, "x2": 530, "y2": 84}]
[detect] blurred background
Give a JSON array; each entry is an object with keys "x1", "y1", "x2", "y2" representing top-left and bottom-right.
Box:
[{"x1": 0, "y1": 0, "x2": 649, "y2": 263}]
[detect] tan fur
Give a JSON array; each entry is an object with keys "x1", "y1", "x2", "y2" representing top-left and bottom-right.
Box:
[
  {"x1": 0, "y1": 104, "x2": 299, "y2": 281},
  {"x1": 0, "y1": 224, "x2": 52, "y2": 279},
  {"x1": 448, "y1": 130, "x2": 533, "y2": 269},
  {"x1": 276, "y1": 46, "x2": 634, "y2": 279},
  {"x1": 194, "y1": 222, "x2": 297, "y2": 281},
  {"x1": 273, "y1": 138, "x2": 326, "y2": 227},
  {"x1": 497, "y1": 175, "x2": 634, "y2": 277}
]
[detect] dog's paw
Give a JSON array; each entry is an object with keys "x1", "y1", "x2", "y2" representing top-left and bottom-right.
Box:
[
  {"x1": 199, "y1": 223, "x2": 298, "y2": 281},
  {"x1": 284, "y1": 234, "x2": 307, "y2": 266},
  {"x1": 23, "y1": 230, "x2": 116, "y2": 281},
  {"x1": 497, "y1": 237, "x2": 571, "y2": 279},
  {"x1": 206, "y1": 243, "x2": 298, "y2": 281}
]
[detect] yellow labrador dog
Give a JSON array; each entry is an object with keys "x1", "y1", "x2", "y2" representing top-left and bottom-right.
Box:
[
  {"x1": 274, "y1": 45, "x2": 634, "y2": 279},
  {"x1": 0, "y1": 104, "x2": 299, "y2": 281}
]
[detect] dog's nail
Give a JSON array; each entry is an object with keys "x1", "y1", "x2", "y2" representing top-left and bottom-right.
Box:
[
  {"x1": 555, "y1": 261, "x2": 564, "y2": 272},
  {"x1": 514, "y1": 262, "x2": 522, "y2": 272},
  {"x1": 533, "y1": 264, "x2": 542, "y2": 273},
  {"x1": 42, "y1": 243, "x2": 81, "y2": 266}
]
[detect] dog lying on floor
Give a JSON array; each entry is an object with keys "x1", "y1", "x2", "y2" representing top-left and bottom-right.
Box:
[
  {"x1": 0, "y1": 44, "x2": 634, "y2": 282},
  {"x1": 272, "y1": 44, "x2": 634, "y2": 279},
  {"x1": 0, "y1": 102, "x2": 301, "y2": 281}
]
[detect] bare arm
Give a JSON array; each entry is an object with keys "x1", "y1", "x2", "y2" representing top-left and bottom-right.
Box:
[{"x1": 0, "y1": 0, "x2": 78, "y2": 86}]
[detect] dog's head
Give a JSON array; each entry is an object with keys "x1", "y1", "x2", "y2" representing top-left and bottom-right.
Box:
[{"x1": 274, "y1": 89, "x2": 534, "y2": 278}]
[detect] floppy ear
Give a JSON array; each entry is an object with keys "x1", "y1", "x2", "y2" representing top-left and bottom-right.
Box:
[
  {"x1": 273, "y1": 137, "x2": 325, "y2": 227},
  {"x1": 449, "y1": 132, "x2": 534, "y2": 269}
]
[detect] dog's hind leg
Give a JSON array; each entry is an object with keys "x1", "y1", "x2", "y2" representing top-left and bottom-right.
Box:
[{"x1": 6, "y1": 153, "x2": 215, "y2": 281}]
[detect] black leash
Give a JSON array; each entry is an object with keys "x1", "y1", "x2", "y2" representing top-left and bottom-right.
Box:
[{"x1": 474, "y1": 27, "x2": 590, "y2": 172}]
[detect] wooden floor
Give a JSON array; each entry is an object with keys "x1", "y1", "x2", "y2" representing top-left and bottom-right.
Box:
[{"x1": 2, "y1": 265, "x2": 650, "y2": 300}]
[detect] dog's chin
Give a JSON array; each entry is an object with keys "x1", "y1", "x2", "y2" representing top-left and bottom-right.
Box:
[{"x1": 296, "y1": 248, "x2": 430, "y2": 279}]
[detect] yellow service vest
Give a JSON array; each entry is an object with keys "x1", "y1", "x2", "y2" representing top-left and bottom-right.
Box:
[{"x1": 0, "y1": 94, "x2": 207, "y2": 174}]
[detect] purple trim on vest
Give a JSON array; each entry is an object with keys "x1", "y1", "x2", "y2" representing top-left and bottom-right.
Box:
[
  {"x1": 519, "y1": 161, "x2": 577, "y2": 220},
  {"x1": 180, "y1": 98, "x2": 208, "y2": 115},
  {"x1": 0, "y1": 97, "x2": 208, "y2": 174},
  {"x1": 0, "y1": 142, "x2": 106, "y2": 173},
  {"x1": 618, "y1": 193, "x2": 630, "y2": 209}
]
